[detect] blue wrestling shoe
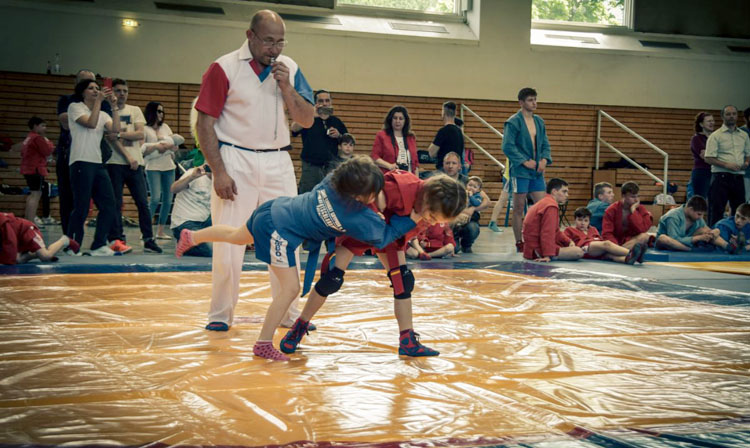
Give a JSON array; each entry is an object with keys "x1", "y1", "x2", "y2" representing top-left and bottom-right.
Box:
[
  {"x1": 280, "y1": 318, "x2": 311, "y2": 354},
  {"x1": 398, "y1": 329, "x2": 439, "y2": 357}
]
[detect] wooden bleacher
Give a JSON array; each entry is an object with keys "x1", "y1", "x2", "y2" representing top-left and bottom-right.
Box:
[{"x1": 0, "y1": 71, "x2": 718, "y2": 225}]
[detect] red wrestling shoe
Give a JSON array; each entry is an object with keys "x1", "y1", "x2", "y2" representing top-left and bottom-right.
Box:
[
  {"x1": 398, "y1": 329, "x2": 439, "y2": 357},
  {"x1": 515, "y1": 241, "x2": 524, "y2": 253}
]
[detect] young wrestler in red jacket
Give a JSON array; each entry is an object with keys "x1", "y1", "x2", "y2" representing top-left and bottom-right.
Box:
[
  {"x1": 602, "y1": 181, "x2": 654, "y2": 249},
  {"x1": 0, "y1": 212, "x2": 78, "y2": 264},
  {"x1": 564, "y1": 207, "x2": 645, "y2": 264},
  {"x1": 406, "y1": 222, "x2": 456, "y2": 260},
  {"x1": 522, "y1": 178, "x2": 583, "y2": 262},
  {"x1": 280, "y1": 171, "x2": 467, "y2": 357}
]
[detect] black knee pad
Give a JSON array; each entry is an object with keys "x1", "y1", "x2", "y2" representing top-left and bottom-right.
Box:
[
  {"x1": 314, "y1": 267, "x2": 345, "y2": 297},
  {"x1": 388, "y1": 265, "x2": 414, "y2": 300}
]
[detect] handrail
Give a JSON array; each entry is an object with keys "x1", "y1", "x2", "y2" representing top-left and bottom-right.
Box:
[
  {"x1": 460, "y1": 104, "x2": 505, "y2": 171},
  {"x1": 596, "y1": 110, "x2": 668, "y2": 197}
]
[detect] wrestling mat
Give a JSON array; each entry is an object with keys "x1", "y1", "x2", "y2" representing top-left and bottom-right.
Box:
[{"x1": 1, "y1": 268, "x2": 749, "y2": 446}]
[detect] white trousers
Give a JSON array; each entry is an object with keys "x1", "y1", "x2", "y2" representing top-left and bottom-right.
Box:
[{"x1": 208, "y1": 146, "x2": 301, "y2": 326}]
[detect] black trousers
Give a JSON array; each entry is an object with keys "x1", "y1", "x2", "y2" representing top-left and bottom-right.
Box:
[
  {"x1": 68, "y1": 161, "x2": 116, "y2": 250},
  {"x1": 107, "y1": 164, "x2": 153, "y2": 242},
  {"x1": 708, "y1": 172, "x2": 746, "y2": 227}
]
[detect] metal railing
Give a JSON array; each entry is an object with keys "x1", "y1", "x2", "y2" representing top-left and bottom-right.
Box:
[
  {"x1": 460, "y1": 104, "x2": 505, "y2": 171},
  {"x1": 596, "y1": 110, "x2": 669, "y2": 197}
]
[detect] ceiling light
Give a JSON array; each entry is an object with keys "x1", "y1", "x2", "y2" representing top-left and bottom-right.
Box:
[{"x1": 122, "y1": 19, "x2": 139, "y2": 28}]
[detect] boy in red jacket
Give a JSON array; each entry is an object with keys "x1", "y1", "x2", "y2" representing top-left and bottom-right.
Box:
[
  {"x1": 602, "y1": 182, "x2": 655, "y2": 249},
  {"x1": 565, "y1": 207, "x2": 644, "y2": 264},
  {"x1": 522, "y1": 178, "x2": 583, "y2": 262},
  {"x1": 20, "y1": 117, "x2": 55, "y2": 224},
  {"x1": 0, "y1": 212, "x2": 79, "y2": 264},
  {"x1": 406, "y1": 222, "x2": 456, "y2": 260}
]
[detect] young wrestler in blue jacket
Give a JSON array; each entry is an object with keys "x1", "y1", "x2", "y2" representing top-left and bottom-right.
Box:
[{"x1": 176, "y1": 156, "x2": 419, "y2": 360}]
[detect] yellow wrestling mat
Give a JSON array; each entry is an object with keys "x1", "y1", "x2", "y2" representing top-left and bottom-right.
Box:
[
  {"x1": 1, "y1": 269, "x2": 749, "y2": 446},
  {"x1": 659, "y1": 261, "x2": 750, "y2": 276}
]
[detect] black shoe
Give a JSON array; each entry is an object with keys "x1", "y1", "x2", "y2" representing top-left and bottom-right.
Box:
[
  {"x1": 144, "y1": 239, "x2": 163, "y2": 253},
  {"x1": 462, "y1": 246, "x2": 473, "y2": 253}
]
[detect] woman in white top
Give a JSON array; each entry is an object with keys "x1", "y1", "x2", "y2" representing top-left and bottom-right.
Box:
[
  {"x1": 67, "y1": 79, "x2": 120, "y2": 255},
  {"x1": 142, "y1": 101, "x2": 177, "y2": 239}
]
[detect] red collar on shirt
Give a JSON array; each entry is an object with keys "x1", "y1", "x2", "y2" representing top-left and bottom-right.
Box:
[{"x1": 249, "y1": 59, "x2": 264, "y2": 76}]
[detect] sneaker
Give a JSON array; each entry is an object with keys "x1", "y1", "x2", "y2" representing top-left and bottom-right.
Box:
[
  {"x1": 462, "y1": 246, "x2": 473, "y2": 254},
  {"x1": 488, "y1": 221, "x2": 503, "y2": 233},
  {"x1": 253, "y1": 342, "x2": 290, "y2": 361},
  {"x1": 33, "y1": 216, "x2": 45, "y2": 227},
  {"x1": 89, "y1": 245, "x2": 116, "y2": 256},
  {"x1": 280, "y1": 318, "x2": 311, "y2": 354},
  {"x1": 41, "y1": 216, "x2": 58, "y2": 225},
  {"x1": 109, "y1": 239, "x2": 132, "y2": 254},
  {"x1": 87, "y1": 218, "x2": 97, "y2": 228},
  {"x1": 398, "y1": 329, "x2": 439, "y2": 357},
  {"x1": 122, "y1": 216, "x2": 139, "y2": 227},
  {"x1": 624, "y1": 244, "x2": 641, "y2": 265},
  {"x1": 156, "y1": 234, "x2": 172, "y2": 240},
  {"x1": 637, "y1": 242, "x2": 647, "y2": 264},
  {"x1": 144, "y1": 239, "x2": 163, "y2": 254},
  {"x1": 516, "y1": 241, "x2": 524, "y2": 253},
  {"x1": 175, "y1": 229, "x2": 195, "y2": 258},
  {"x1": 63, "y1": 248, "x2": 82, "y2": 257}
]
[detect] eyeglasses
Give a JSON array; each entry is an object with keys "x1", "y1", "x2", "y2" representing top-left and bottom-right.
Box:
[{"x1": 251, "y1": 30, "x2": 287, "y2": 49}]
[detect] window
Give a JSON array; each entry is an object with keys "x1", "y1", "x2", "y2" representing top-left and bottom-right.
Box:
[
  {"x1": 532, "y1": 0, "x2": 629, "y2": 27},
  {"x1": 338, "y1": 0, "x2": 458, "y2": 15}
]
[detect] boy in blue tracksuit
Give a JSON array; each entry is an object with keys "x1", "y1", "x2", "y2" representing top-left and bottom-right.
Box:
[
  {"x1": 502, "y1": 87, "x2": 552, "y2": 252},
  {"x1": 714, "y1": 203, "x2": 750, "y2": 252},
  {"x1": 176, "y1": 157, "x2": 419, "y2": 361}
]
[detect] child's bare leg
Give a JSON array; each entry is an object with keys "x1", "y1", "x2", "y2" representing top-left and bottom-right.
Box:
[
  {"x1": 511, "y1": 193, "x2": 526, "y2": 243},
  {"x1": 588, "y1": 240, "x2": 629, "y2": 258},
  {"x1": 622, "y1": 233, "x2": 651, "y2": 250},
  {"x1": 193, "y1": 224, "x2": 253, "y2": 245},
  {"x1": 490, "y1": 189, "x2": 509, "y2": 224},
  {"x1": 655, "y1": 234, "x2": 691, "y2": 251},
  {"x1": 429, "y1": 244, "x2": 455, "y2": 258},
  {"x1": 25, "y1": 191, "x2": 42, "y2": 222},
  {"x1": 556, "y1": 246, "x2": 584, "y2": 260},
  {"x1": 258, "y1": 265, "x2": 301, "y2": 340}
]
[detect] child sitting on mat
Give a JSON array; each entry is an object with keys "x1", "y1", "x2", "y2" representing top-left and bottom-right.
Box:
[
  {"x1": 713, "y1": 203, "x2": 750, "y2": 253},
  {"x1": 175, "y1": 156, "x2": 421, "y2": 361},
  {"x1": 522, "y1": 178, "x2": 583, "y2": 262},
  {"x1": 564, "y1": 207, "x2": 645, "y2": 264},
  {"x1": 655, "y1": 195, "x2": 737, "y2": 253},
  {"x1": 0, "y1": 212, "x2": 79, "y2": 264}
]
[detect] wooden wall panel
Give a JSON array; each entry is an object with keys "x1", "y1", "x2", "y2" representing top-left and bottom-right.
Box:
[{"x1": 0, "y1": 71, "x2": 714, "y2": 227}]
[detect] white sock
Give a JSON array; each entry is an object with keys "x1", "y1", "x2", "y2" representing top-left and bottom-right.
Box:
[{"x1": 61, "y1": 235, "x2": 70, "y2": 248}]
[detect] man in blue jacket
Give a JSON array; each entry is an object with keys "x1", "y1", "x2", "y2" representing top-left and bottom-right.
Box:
[{"x1": 502, "y1": 87, "x2": 552, "y2": 252}]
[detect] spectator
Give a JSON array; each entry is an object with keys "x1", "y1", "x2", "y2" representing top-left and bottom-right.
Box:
[
  {"x1": 705, "y1": 105, "x2": 750, "y2": 226},
  {"x1": 564, "y1": 207, "x2": 644, "y2": 264},
  {"x1": 602, "y1": 181, "x2": 654, "y2": 250},
  {"x1": 687, "y1": 112, "x2": 715, "y2": 200},
  {"x1": 67, "y1": 79, "x2": 120, "y2": 256},
  {"x1": 328, "y1": 132, "x2": 356, "y2": 170},
  {"x1": 522, "y1": 178, "x2": 583, "y2": 262},
  {"x1": 170, "y1": 164, "x2": 213, "y2": 257},
  {"x1": 194, "y1": 9, "x2": 314, "y2": 332},
  {"x1": 406, "y1": 222, "x2": 455, "y2": 260},
  {"x1": 439, "y1": 151, "x2": 468, "y2": 184},
  {"x1": 453, "y1": 175, "x2": 490, "y2": 253},
  {"x1": 502, "y1": 87, "x2": 552, "y2": 253},
  {"x1": 587, "y1": 181, "x2": 614, "y2": 232},
  {"x1": 142, "y1": 101, "x2": 180, "y2": 240},
  {"x1": 456, "y1": 117, "x2": 473, "y2": 175},
  {"x1": 488, "y1": 157, "x2": 511, "y2": 233},
  {"x1": 106, "y1": 79, "x2": 162, "y2": 254},
  {"x1": 20, "y1": 117, "x2": 54, "y2": 225},
  {"x1": 656, "y1": 195, "x2": 736, "y2": 253},
  {"x1": 0, "y1": 212, "x2": 79, "y2": 264},
  {"x1": 741, "y1": 108, "x2": 750, "y2": 202},
  {"x1": 714, "y1": 202, "x2": 750, "y2": 253},
  {"x1": 371, "y1": 105, "x2": 419, "y2": 175},
  {"x1": 427, "y1": 101, "x2": 464, "y2": 171},
  {"x1": 291, "y1": 89, "x2": 348, "y2": 193},
  {"x1": 55, "y1": 69, "x2": 112, "y2": 235}
]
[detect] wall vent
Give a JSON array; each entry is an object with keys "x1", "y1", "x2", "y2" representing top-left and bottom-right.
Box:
[
  {"x1": 727, "y1": 45, "x2": 750, "y2": 53},
  {"x1": 639, "y1": 40, "x2": 690, "y2": 50},
  {"x1": 154, "y1": 2, "x2": 225, "y2": 15},
  {"x1": 545, "y1": 34, "x2": 599, "y2": 44},
  {"x1": 389, "y1": 22, "x2": 448, "y2": 33},
  {"x1": 279, "y1": 13, "x2": 341, "y2": 25}
]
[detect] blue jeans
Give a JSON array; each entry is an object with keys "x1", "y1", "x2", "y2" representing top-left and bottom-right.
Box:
[
  {"x1": 146, "y1": 169, "x2": 175, "y2": 225},
  {"x1": 172, "y1": 217, "x2": 213, "y2": 257}
]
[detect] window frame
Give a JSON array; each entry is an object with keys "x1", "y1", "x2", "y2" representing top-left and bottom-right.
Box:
[
  {"x1": 334, "y1": 0, "x2": 466, "y2": 23},
  {"x1": 531, "y1": 0, "x2": 634, "y2": 31}
]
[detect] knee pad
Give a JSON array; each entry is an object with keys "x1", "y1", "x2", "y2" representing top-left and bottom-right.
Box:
[
  {"x1": 314, "y1": 267, "x2": 345, "y2": 297},
  {"x1": 388, "y1": 265, "x2": 415, "y2": 300}
]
